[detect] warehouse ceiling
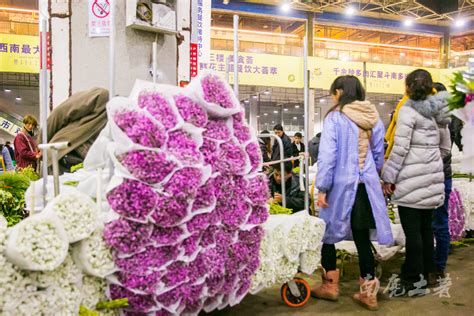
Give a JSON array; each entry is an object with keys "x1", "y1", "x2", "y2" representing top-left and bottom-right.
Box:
[{"x1": 229, "y1": 0, "x2": 474, "y2": 24}]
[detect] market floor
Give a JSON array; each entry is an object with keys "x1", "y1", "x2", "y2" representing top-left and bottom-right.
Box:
[{"x1": 208, "y1": 244, "x2": 474, "y2": 316}]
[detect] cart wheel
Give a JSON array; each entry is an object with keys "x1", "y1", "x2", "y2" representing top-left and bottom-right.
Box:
[
  {"x1": 281, "y1": 278, "x2": 311, "y2": 308},
  {"x1": 375, "y1": 261, "x2": 383, "y2": 279}
]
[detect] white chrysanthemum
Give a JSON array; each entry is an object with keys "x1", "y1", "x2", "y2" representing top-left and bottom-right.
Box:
[
  {"x1": 299, "y1": 249, "x2": 322, "y2": 275},
  {"x1": 0, "y1": 259, "x2": 26, "y2": 311},
  {"x1": 51, "y1": 192, "x2": 98, "y2": 242},
  {"x1": 73, "y1": 228, "x2": 116, "y2": 278},
  {"x1": 29, "y1": 255, "x2": 82, "y2": 287},
  {"x1": 274, "y1": 257, "x2": 299, "y2": 284}
]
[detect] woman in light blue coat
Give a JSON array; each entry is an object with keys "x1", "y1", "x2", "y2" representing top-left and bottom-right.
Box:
[
  {"x1": 0, "y1": 139, "x2": 14, "y2": 172},
  {"x1": 313, "y1": 76, "x2": 393, "y2": 311}
]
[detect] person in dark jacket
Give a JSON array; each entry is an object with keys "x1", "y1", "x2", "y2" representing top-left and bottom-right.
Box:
[
  {"x1": 268, "y1": 162, "x2": 305, "y2": 212},
  {"x1": 258, "y1": 130, "x2": 272, "y2": 174},
  {"x1": 291, "y1": 132, "x2": 305, "y2": 168},
  {"x1": 271, "y1": 124, "x2": 293, "y2": 164},
  {"x1": 431, "y1": 82, "x2": 453, "y2": 282},
  {"x1": 308, "y1": 132, "x2": 321, "y2": 165},
  {"x1": 5, "y1": 141, "x2": 14, "y2": 163},
  {"x1": 449, "y1": 116, "x2": 463, "y2": 152}
]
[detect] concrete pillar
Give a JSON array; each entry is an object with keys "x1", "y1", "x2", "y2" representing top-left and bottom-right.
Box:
[
  {"x1": 249, "y1": 98, "x2": 258, "y2": 135},
  {"x1": 306, "y1": 12, "x2": 314, "y2": 56},
  {"x1": 49, "y1": 0, "x2": 183, "y2": 107},
  {"x1": 442, "y1": 29, "x2": 450, "y2": 68}
]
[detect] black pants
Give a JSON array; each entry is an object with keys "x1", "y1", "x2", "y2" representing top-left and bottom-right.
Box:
[
  {"x1": 321, "y1": 184, "x2": 376, "y2": 280},
  {"x1": 398, "y1": 206, "x2": 435, "y2": 283}
]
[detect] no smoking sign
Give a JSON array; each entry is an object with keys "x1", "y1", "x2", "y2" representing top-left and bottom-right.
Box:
[
  {"x1": 92, "y1": 0, "x2": 110, "y2": 18},
  {"x1": 88, "y1": 0, "x2": 111, "y2": 37}
]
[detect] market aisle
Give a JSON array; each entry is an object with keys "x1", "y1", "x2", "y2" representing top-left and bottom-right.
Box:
[{"x1": 209, "y1": 245, "x2": 474, "y2": 316}]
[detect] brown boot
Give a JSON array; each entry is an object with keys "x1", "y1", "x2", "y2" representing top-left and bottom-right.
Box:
[
  {"x1": 311, "y1": 269, "x2": 340, "y2": 301},
  {"x1": 353, "y1": 277, "x2": 380, "y2": 311}
]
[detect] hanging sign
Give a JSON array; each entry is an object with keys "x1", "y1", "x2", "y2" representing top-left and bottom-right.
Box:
[
  {"x1": 0, "y1": 34, "x2": 40, "y2": 73},
  {"x1": 190, "y1": 0, "x2": 211, "y2": 78},
  {"x1": 88, "y1": 0, "x2": 111, "y2": 37}
]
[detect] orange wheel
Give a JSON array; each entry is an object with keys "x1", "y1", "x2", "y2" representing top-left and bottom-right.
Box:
[{"x1": 280, "y1": 278, "x2": 311, "y2": 308}]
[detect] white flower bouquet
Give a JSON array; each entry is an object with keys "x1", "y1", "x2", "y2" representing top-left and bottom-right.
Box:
[
  {"x1": 73, "y1": 227, "x2": 117, "y2": 278},
  {"x1": 49, "y1": 190, "x2": 98, "y2": 242},
  {"x1": 5, "y1": 211, "x2": 69, "y2": 271}
]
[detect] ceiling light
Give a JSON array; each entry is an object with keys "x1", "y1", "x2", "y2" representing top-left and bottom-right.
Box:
[
  {"x1": 400, "y1": 52, "x2": 406, "y2": 57},
  {"x1": 454, "y1": 19, "x2": 466, "y2": 28},
  {"x1": 293, "y1": 117, "x2": 297, "y2": 120},
  {"x1": 320, "y1": 99, "x2": 325, "y2": 103},
  {"x1": 403, "y1": 18, "x2": 413, "y2": 27},
  {"x1": 252, "y1": 95, "x2": 258, "y2": 99},
  {"x1": 212, "y1": 26, "x2": 299, "y2": 38},
  {"x1": 264, "y1": 90, "x2": 270, "y2": 95},
  {"x1": 273, "y1": 110, "x2": 278, "y2": 113},
  {"x1": 0, "y1": 6, "x2": 38, "y2": 13},
  {"x1": 257, "y1": 115, "x2": 260, "y2": 118},
  {"x1": 340, "y1": 56, "x2": 349, "y2": 62},
  {"x1": 315, "y1": 113, "x2": 319, "y2": 116},
  {"x1": 281, "y1": 3, "x2": 290, "y2": 12},
  {"x1": 379, "y1": 102, "x2": 385, "y2": 105},
  {"x1": 295, "y1": 105, "x2": 300, "y2": 108},
  {"x1": 284, "y1": 108, "x2": 288, "y2": 111},
  {"x1": 15, "y1": 97, "x2": 22, "y2": 101},
  {"x1": 346, "y1": 7, "x2": 355, "y2": 16},
  {"x1": 4, "y1": 89, "x2": 11, "y2": 92},
  {"x1": 263, "y1": 113, "x2": 268, "y2": 116},
  {"x1": 272, "y1": 121, "x2": 275, "y2": 124},
  {"x1": 244, "y1": 99, "x2": 249, "y2": 104},
  {"x1": 263, "y1": 25, "x2": 268, "y2": 29}
]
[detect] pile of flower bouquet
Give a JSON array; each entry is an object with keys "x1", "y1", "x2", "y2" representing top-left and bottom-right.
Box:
[
  {"x1": 0, "y1": 191, "x2": 115, "y2": 315},
  {"x1": 103, "y1": 72, "x2": 269, "y2": 314},
  {"x1": 250, "y1": 212, "x2": 325, "y2": 294}
]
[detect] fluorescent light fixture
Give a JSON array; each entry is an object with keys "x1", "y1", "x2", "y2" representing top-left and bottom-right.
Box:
[
  {"x1": 15, "y1": 97, "x2": 22, "y2": 101},
  {"x1": 4, "y1": 89, "x2": 11, "y2": 92},
  {"x1": 212, "y1": 26, "x2": 299, "y2": 38},
  {"x1": 263, "y1": 113, "x2": 268, "y2": 116},
  {"x1": 264, "y1": 90, "x2": 270, "y2": 95},
  {"x1": 273, "y1": 110, "x2": 278, "y2": 113},
  {"x1": 257, "y1": 115, "x2": 260, "y2": 118},
  {"x1": 315, "y1": 113, "x2": 319, "y2": 115},
  {"x1": 281, "y1": 3, "x2": 290, "y2": 12},
  {"x1": 295, "y1": 105, "x2": 300, "y2": 108},
  {"x1": 320, "y1": 99, "x2": 325, "y2": 103},
  {"x1": 293, "y1": 117, "x2": 297, "y2": 120},
  {"x1": 314, "y1": 37, "x2": 437, "y2": 53},
  {"x1": 340, "y1": 56, "x2": 349, "y2": 62},
  {"x1": 400, "y1": 52, "x2": 406, "y2": 56},
  {"x1": 0, "y1": 6, "x2": 38, "y2": 13},
  {"x1": 454, "y1": 19, "x2": 466, "y2": 28},
  {"x1": 252, "y1": 95, "x2": 258, "y2": 99},
  {"x1": 404, "y1": 18, "x2": 413, "y2": 27},
  {"x1": 379, "y1": 102, "x2": 385, "y2": 105},
  {"x1": 284, "y1": 108, "x2": 288, "y2": 111},
  {"x1": 346, "y1": 7, "x2": 355, "y2": 15},
  {"x1": 244, "y1": 99, "x2": 249, "y2": 104},
  {"x1": 272, "y1": 121, "x2": 275, "y2": 124}
]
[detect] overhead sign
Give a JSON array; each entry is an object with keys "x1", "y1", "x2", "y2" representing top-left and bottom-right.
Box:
[
  {"x1": 190, "y1": 0, "x2": 211, "y2": 78},
  {"x1": 0, "y1": 34, "x2": 39, "y2": 73},
  {"x1": 88, "y1": 0, "x2": 111, "y2": 37},
  {"x1": 0, "y1": 117, "x2": 21, "y2": 136}
]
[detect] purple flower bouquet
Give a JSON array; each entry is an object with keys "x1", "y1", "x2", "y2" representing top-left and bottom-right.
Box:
[
  {"x1": 174, "y1": 94, "x2": 208, "y2": 128},
  {"x1": 138, "y1": 91, "x2": 179, "y2": 129},
  {"x1": 119, "y1": 150, "x2": 177, "y2": 184},
  {"x1": 114, "y1": 110, "x2": 166, "y2": 148}
]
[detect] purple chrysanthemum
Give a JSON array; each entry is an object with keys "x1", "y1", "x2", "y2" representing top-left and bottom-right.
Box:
[
  {"x1": 246, "y1": 174, "x2": 270, "y2": 205},
  {"x1": 151, "y1": 196, "x2": 188, "y2": 228},
  {"x1": 103, "y1": 219, "x2": 153, "y2": 254},
  {"x1": 174, "y1": 94, "x2": 208, "y2": 127},
  {"x1": 109, "y1": 284, "x2": 156, "y2": 313},
  {"x1": 215, "y1": 141, "x2": 247, "y2": 174},
  {"x1": 120, "y1": 150, "x2": 177, "y2": 184},
  {"x1": 203, "y1": 119, "x2": 232, "y2": 141},
  {"x1": 186, "y1": 211, "x2": 218, "y2": 233},
  {"x1": 107, "y1": 179, "x2": 158, "y2": 222},
  {"x1": 217, "y1": 200, "x2": 251, "y2": 229},
  {"x1": 191, "y1": 180, "x2": 217, "y2": 212},
  {"x1": 233, "y1": 120, "x2": 251, "y2": 143},
  {"x1": 114, "y1": 110, "x2": 165, "y2": 148},
  {"x1": 181, "y1": 233, "x2": 202, "y2": 256},
  {"x1": 150, "y1": 226, "x2": 185, "y2": 246},
  {"x1": 138, "y1": 92, "x2": 178, "y2": 129},
  {"x1": 246, "y1": 142, "x2": 262, "y2": 172},
  {"x1": 247, "y1": 205, "x2": 270, "y2": 225},
  {"x1": 201, "y1": 74, "x2": 236, "y2": 109},
  {"x1": 200, "y1": 138, "x2": 219, "y2": 167},
  {"x1": 448, "y1": 189, "x2": 465, "y2": 241},
  {"x1": 162, "y1": 261, "x2": 189, "y2": 287},
  {"x1": 164, "y1": 167, "x2": 202, "y2": 199},
  {"x1": 114, "y1": 245, "x2": 180, "y2": 275},
  {"x1": 166, "y1": 130, "x2": 202, "y2": 164},
  {"x1": 118, "y1": 270, "x2": 162, "y2": 294}
]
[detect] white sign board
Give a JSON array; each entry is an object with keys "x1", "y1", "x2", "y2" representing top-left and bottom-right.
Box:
[
  {"x1": 190, "y1": 0, "x2": 211, "y2": 77},
  {"x1": 88, "y1": 0, "x2": 111, "y2": 37}
]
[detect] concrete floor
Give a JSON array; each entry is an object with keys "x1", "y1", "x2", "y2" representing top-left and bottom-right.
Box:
[{"x1": 210, "y1": 244, "x2": 474, "y2": 316}]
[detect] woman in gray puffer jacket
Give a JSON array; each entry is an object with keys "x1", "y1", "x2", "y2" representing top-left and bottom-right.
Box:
[{"x1": 382, "y1": 69, "x2": 451, "y2": 296}]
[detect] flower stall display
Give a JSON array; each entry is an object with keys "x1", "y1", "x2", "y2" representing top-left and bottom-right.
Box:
[
  {"x1": 101, "y1": 72, "x2": 269, "y2": 315},
  {"x1": 250, "y1": 212, "x2": 325, "y2": 294},
  {"x1": 453, "y1": 179, "x2": 474, "y2": 232}
]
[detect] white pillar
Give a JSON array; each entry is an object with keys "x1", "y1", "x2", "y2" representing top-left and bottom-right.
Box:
[
  {"x1": 308, "y1": 89, "x2": 315, "y2": 139},
  {"x1": 249, "y1": 98, "x2": 258, "y2": 135}
]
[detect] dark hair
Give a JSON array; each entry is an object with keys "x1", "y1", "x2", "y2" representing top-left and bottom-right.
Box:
[
  {"x1": 406, "y1": 69, "x2": 433, "y2": 101},
  {"x1": 273, "y1": 161, "x2": 293, "y2": 174},
  {"x1": 260, "y1": 129, "x2": 271, "y2": 149},
  {"x1": 433, "y1": 82, "x2": 447, "y2": 92},
  {"x1": 273, "y1": 124, "x2": 284, "y2": 132},
  {"x1": 5, "y1": 141, "x2": 10, "y2": 145},
  {"x1": 294, "y1": 132, "x2": 302, "y2": 138},
  {"x1": 329, "y1": 75, "x2": 366, "y2": 111},
  {"x1": 23, "y1": 115, "x2": 38, "y2": 128}
]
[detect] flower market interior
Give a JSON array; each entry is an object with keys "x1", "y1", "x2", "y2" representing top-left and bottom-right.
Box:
[{"x1": 0, "y1": 0, "x2": 473, "y2": 315}]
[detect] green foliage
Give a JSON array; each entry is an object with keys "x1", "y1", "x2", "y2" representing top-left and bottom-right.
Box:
[
  {"x1": 269, "y1": 203, "x2": 293, "y2": 215},
  {"x1": 71, "y1": 162, "x2": 84, "y2": 173},
  {"x1": 387, "y1": 202, "x2": 396, "y2": 224},
  {"x1": 96, "y1": 298, "x2": 129, "y2": 310},
  {"x1": 18, "y1": 166, "x2": 40, "y2": 181},
  {"x1": 0, "y1": 170, "x2": 35, "y2": 226},
  {"x1": 78, "y1": 305, "x2": 99, "y2": 316},
  {"x1": 63, "y1": 181, "x2": 79, "y2": 187},
  {"x1": 448, "y1": 72, "x2": 468, "y2": 111}
]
